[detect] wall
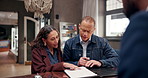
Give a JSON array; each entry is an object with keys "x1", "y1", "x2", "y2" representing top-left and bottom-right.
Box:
[
  {"x1": 51, "y1": 0, "x2": 83, "y2": 30},
  {"x1": 109, "y1": 40, "x2": 120, "y2": 49},
  {"x1": 98, "y1": 0, "x2": 105, "y2": 37}
]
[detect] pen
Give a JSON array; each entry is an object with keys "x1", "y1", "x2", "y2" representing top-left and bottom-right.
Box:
[
  {"x1": 64, "y1": 67, "x2": 70, "y2": 69},
  {"x1": 84, "y1": 57, "x2": 90, "y2": 61}
]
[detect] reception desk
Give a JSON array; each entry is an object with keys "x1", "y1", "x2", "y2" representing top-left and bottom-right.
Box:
[{"x1": 10, "y1": 68, "x2": 117, "y2": 78}]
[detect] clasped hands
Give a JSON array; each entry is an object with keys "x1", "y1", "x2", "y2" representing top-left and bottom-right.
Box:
[
  {"x1": 63, "y1": 57, "x2": 102, "y2": 70},
  {"x1": 78, "y1": 57, "x2": 102, "y2": 67}
]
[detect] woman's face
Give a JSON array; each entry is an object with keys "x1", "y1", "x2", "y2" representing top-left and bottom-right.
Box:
[{"x1": 45, "y1": 30, "x2": 59, "y2": 49}]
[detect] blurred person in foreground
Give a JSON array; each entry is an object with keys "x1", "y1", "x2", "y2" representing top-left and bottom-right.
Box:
[
  {"x1": 63, "y1": 16, "x2": 119, "y2": 68},
  {"x1": 31, "y1": 26, "x2": 78, "y2": 74},
  {"x1": 118, "y1": 0, "x2": 148, "y2": 78}
]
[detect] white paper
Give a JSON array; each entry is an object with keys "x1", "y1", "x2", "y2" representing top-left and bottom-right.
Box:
[{"x1": 64, "y1": 67, "x2": 97, "y2": 78}]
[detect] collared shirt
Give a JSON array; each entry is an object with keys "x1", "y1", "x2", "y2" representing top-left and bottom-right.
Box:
[
  {"x1": 45, "y1": 47, "x2": 59, "y2": 65},
  {"x1": 80, "y1": 36, "x2": 91, "y2": 57}
]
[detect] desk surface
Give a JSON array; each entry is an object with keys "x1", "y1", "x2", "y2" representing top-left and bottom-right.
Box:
[
  {"x1": 10, "y1": 68, "x2": 117, "y2": 78},
  {"x1": 88, "y1": 67, "x2": 117, "y2": 78}
]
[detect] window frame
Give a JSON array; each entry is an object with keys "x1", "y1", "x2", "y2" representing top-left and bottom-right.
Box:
[{"x1": 104, "y1": 0, "x2": 127, "y2": 40}]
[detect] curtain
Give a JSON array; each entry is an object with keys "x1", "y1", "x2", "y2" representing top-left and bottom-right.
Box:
[{"x1": 82, "y1": 0, "x2": 99, "y2": 36}]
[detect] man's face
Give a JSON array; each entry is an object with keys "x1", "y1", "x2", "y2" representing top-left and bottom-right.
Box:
[
  {"x1": 122, "y1": 0, "x2": 139, "y2": 18},
  {"x1": 79, "y1": 21, "x2": 95, "y2": 42}
]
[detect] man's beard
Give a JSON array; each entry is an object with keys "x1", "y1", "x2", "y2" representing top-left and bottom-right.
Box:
[{"x1": 123, "y1": 1, "x2": 139, "y2": 19}]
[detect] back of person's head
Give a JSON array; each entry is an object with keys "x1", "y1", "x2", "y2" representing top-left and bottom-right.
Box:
[
  {"x1": 81, "y1": 16, "x2": 95, "y2": 26},
  {"x1": 122, "y1": 0, "x2": 148, "y2": 18},
  {"x1": 31, "y1": 25, "x2": 60, "y2": 49}
]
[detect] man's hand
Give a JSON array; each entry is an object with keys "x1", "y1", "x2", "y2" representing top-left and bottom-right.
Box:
[
  {"x1": 78, "y1": 57, "x2": 90, "y2": 66},
  {"x1": 85, "y1": 60, "x2": 102, "y2": 67}
]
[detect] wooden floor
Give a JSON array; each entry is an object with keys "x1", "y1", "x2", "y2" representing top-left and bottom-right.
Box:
[{"x1": 0, "y1": 51, "x2": 31, "y2": 78}]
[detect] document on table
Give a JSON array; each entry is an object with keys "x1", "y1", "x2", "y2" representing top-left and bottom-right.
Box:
[{"x1": 64, "y1": 67, "x2": 97, "y2": 78}]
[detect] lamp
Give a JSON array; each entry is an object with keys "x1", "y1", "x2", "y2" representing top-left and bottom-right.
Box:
[{"x1": 24, "y1": 0, "x2": 52, "y2": 18}]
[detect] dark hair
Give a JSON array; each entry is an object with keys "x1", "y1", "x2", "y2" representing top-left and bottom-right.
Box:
[{"x1": 31, "y1": 25, "x2": 61, "y2": 50}]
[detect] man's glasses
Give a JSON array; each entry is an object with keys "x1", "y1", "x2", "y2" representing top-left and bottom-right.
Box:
[{"x1": 79, "y1": 28, "x2": 94, "y2": 34}]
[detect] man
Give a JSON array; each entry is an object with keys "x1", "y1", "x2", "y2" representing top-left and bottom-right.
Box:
[
  {"x1": 63, "y1": 16, "x2": 119, "y2": 68},
  {"x1": 118, "y1": 0, "x2": 148, "y2": 78}
]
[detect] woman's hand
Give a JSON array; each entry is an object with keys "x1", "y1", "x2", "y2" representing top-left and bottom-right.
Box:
[{"x1": 63, "y1": 62, "x2": 79, "y2": 70}]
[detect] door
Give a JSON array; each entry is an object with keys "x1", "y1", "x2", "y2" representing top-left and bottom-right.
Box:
[{"x1": 24, "y1": 16, "x2": 39, "y2": 63}]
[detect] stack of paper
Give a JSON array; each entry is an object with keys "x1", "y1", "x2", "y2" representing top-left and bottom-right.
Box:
[{"x1": 64, "y1": 67, "x2": 97, "y2": 78}]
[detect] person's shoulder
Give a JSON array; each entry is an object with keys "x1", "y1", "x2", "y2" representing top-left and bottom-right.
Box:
[
  {"x1": 66, "y1": 35, "x2": 79, "y2": 42},
  {"x1": 130, "y1": 11, "x2": 148, "y2": 21},
  {"x1": 129, "y1": 11, "x2": 148, "y2": 28},
  {"x1": 92, "y1": 35, "x2": 106, "y2": 42},
  {"x1": 32, "y1": 47, "x2": 44, "y2": 50},
  {"x1": 32, "y1": 47, "x2": 44, "y2": 53}
]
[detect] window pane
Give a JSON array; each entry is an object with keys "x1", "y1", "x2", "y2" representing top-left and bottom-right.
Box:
[
  {"x1": 106, "y1": 0, "x2": 123, "y2": 11},
  {"x1": 106, "y1": 13, "x2": 129, "y2": 37}
]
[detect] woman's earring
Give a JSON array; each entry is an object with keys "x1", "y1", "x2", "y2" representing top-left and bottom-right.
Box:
[{"x1": 44, "y1": 42, "x2": 46, "y2": 46}]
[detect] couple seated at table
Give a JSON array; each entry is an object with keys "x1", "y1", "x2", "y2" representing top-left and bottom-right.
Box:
[{"x1": 31, "y1": 16, "x2": 119, "y2": 74}]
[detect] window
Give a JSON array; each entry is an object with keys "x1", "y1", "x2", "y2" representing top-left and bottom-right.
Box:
[
  {"x1": 106, "y1": 13, "x2": 129, "y2": 37},
  {"x1": 105, "y1": 0, "x2": 129, "y2": 37},
  {"x1": 106, "y1": 0, "x2": 123, "y2": 11}
]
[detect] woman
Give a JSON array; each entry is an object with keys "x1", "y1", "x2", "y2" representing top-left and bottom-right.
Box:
[{"x1": 31, "y1": 26, "x2": 78, "y2": 74}]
